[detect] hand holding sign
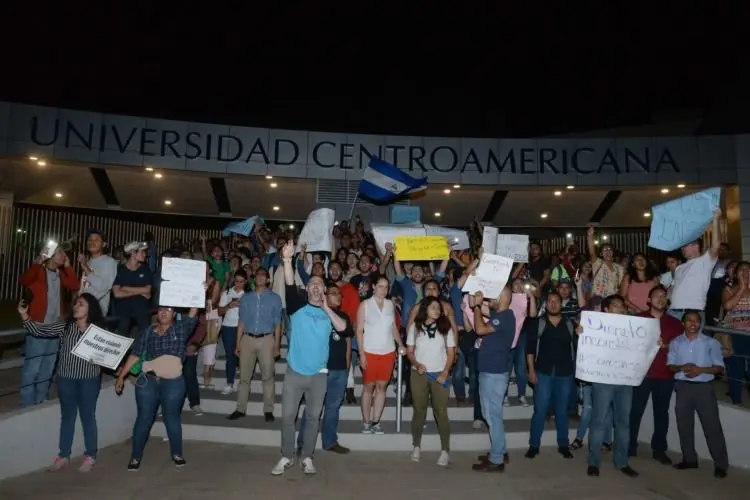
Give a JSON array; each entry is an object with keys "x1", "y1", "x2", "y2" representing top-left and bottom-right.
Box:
[
  {"x1": 648, "y1": 187, "x2": 721, "y2": 251},
  {"x1": 394, "y1": 236, "x2": 450, "y2": 261}
]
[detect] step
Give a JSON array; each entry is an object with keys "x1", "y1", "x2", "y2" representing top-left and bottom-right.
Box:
[
  {"x1": 153, "y1": 413, "x2": 573, "y2": 452},
  {"x1": 188, "y1": 392, "x2": 535, "y2": 422}
]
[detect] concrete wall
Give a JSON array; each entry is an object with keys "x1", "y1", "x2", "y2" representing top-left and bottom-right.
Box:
[{"x1": 0, "y1": 379, "x2": 136, "y2": 480}]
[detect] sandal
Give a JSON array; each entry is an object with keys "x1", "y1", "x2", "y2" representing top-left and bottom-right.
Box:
[{"x1": 570, "y1": 438, "x2": 584, "y2": 450}]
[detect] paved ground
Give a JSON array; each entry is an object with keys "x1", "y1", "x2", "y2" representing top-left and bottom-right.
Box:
[{"x1": 1, "y1": 441, "x2": 748, "y2": 500}]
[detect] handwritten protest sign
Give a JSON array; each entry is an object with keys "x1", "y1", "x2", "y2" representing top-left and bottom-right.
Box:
[
  {"x1": 395, "y1": 236, "x2": 450, "y2": 261},
  {"x1": 496, "y1": 234, "x2": 529, "y2": 263},
  {"x1": 159, "y1": 257, "x2": 206, "y2": 308},
  {"x1": 71, "y1": 325, "x2": 134, "y2": 370},
  {"x1": 391, "y1": 206, "x2": 421, "y2": 224},
  {"x1": 648, "y1": 187, "x2": 721, "y2": 251},
  {"x1": 296, "y1": 208, "x2": 335, "y2": 253},
  {"x1": 424, "y1": 225, "x2": 470, "y2": 250},
  {"x1": 482, "y1": 226, "x2": 498, "y2": 254},
  {"x1": 371, "y1": 223, "x2": 426, "y2": 254},
  {"x1": 575, "y1": 311, "x2": 660, "y2": 386},
  {"x1": 462, "y1": 253, "x2": 513, "y2": 299}
]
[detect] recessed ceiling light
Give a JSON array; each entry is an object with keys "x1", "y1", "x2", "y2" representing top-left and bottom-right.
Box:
[
  {"x1": 265, "y1": 175, "x2": 273, "y2": 179},
  {"x1": 154, "y1": 173, "x2": 163, "y2": 179},
  {"x1": 164, "y1": 200, "x2": 172, "y2": 206},
  {"x1": 602, "y1": 235, "x2": 609, "y2": 241},
  {"x1": 270, "y1": 182, "x2": 278, "y2": 188},
  {"x1": 677, "y1": 184, "x2": 686, "y2": 188},
  {"x1": 554, "y1": 191, "x2": 562, "y2": 196},
  {"x1": 29, "y1": 156, "x2": 38, "y2": 161},
  {"x1": 540, "y1": 213, "x2": 548, "y2": 219},
  {"x1": 453, "y1": 184, "x2": 461, "y2": 189},
  {"x1": 54, "y1": 192, "x2": 63, "y2": 198},
  {"x1": 37, "y1": 161, "x2": 46, "y2": 167},
  {"x1": 566, "y1": 185, "x2": 575, "y2": 190},
  {"x1": 643, "y1": 212, "x2": 651, "y2": 218},
  {"x1": 273, "y1": 205, "x2": 280, "y2": 211},
  {"x1": 594, "y1": 239, "x2": 600, "y2": 245},
  {"x1": 566, "y1": 233, "x2": 573, "y2": 238},
  {"x1": 434, "y1": 212, "x2": 441, "y2": 217},
  {"x1": 145, "y1": 167, "x2": 154, "y2": 172},
  {"x1": 443, "y1": 189, "x2": 451, "y2": 194},
  {"x1": 288, "y1": 224, "x2": 295, "y2": 229},
  {"x1": 661, "y1": 188, "x2": 669, "y2": 194}
]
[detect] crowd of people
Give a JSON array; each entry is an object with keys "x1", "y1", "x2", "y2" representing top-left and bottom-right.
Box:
[{"x1": 14, "y1": 209, "x2": 742, "y2": 479}]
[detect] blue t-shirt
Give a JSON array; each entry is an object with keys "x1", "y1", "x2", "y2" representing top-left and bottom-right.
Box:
[
  {"x1": 477, "y1": 309, "x2": 516, "y2": 374},
  {"x1": 287, "y1": 304, "x2": 333, "y2": 376}
]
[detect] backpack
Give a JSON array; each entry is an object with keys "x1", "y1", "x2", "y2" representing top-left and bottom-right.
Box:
[{"x1": 535, "y1": 316, "x2": 576, "y2": 363}]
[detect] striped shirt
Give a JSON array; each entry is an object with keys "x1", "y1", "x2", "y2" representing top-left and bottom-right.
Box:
[{"x1": 22, "y1": 319, "x2": 101, "y2": 380}]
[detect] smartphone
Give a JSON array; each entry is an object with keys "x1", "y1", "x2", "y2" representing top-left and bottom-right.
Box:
[
  {"x1": 575, "y1": 267, "x2": 581, "y2": 281},
  {"x1": 21, "y1": 288, "x2": 33, "y2": 305},
  {"x1": 41, "y1": 240, "x2": 58, "y2": 259}
]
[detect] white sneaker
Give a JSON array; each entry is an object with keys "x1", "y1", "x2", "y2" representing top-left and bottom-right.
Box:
[
  {"x1": 472, "y1": 419, "x2": 484, "y2": 430},
  {"x1": 362, "y1": 423, "x2": 373, "y2": 434},
  {"x1": 271, "y1": 457, "x2": 294, "y2": 476},
  {"x1": 437, "y1": 451, "x2": 449, "y2": 467},
  {"x1": 410, "y1": 446, "x2": 421, "y2": 462},
  {"x1": 190, "y1": 405, "x2": 203, "y2": 416},
  {"x1": 371, "y1": 422, "x2": 384, "y2": 435},
  {"x1": 221, "y1": 385, "x2": 233, "y2": 396},
  {"x1": 301, "y1": 457, "x2": 316, "y2": 475},
  {"x1": 232, "y1": 380, "x2": 240, "y2": 392},
  {"x1": 503, "y1": 396, "x2": 510, "y2": 407},
  {"x1": 519, "y1": 395, "x2": 529, "y2": 407}
]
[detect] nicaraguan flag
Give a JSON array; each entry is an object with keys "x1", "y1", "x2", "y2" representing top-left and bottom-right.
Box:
[
  {"x1": 223, "y1": 215, "x2": 263, "y2": 236},
  {"x1": 358, "y1": 157, "x2": 428, "y2": 203}
]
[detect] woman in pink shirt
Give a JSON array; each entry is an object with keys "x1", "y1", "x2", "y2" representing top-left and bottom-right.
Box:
[{"x1": 619, "y1": 253, "x2": 660, "y2": 314}]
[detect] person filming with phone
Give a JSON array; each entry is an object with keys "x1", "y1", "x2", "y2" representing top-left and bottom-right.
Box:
[{"x1": 18, "y1": 242, "x2": 80, "y2": 407}]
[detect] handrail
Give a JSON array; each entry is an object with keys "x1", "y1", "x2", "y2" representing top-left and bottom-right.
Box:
[
  {"x1": 396, "y1": 354, "x2": 403, "y2": 432},
  {"x1": 704, "y1": 325, "x2": 750, "y2": 338},
  {"x1": 0, "y1": 327, "x2": 25, "y2": 338}
]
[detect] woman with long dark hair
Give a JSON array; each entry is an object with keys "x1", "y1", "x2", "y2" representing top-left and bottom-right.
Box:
[
  {"x1": 406, "y1": 296, "x2": 455, "y2": 466},
  {"x1": 18, "y1": 292, "x2": 106, "y2": 472},
  {"x1": 619, "y1": 252, "x2": 660, "y2": 314}
]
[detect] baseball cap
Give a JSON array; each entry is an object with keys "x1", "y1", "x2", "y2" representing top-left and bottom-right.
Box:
[{"x1": 124, "y1": 241, "x2": 148, "y2": 254}]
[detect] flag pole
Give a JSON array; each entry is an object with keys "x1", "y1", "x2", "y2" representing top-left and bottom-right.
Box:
[{"x1": 348, "y1": 193, "x2": 359, "y2": 221}]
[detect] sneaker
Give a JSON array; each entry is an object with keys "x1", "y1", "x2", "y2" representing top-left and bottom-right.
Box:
[
  {"x1": 301, "y1": 457, "x2": 316, "y2": 475},
  {"x1": 503, "y1": 396, "x2": 510, "y2": 407},
  {"x1": 472, "y1": 419, "x2": 484, "y2": 430},
  {"x1": 78, "y1": 456, "x2": 96, "y2": 472},
  {"x1": 221, "y1": 385, "x2": 233, "y2": 395},
  {"x1": 437, "y1": 451, "x2": 450, "y2": 467},
  {"x1": 127, "y1": 458, "x2": 141, "y2": 471},
  {"x1": 190, "y1": 405, "x2": 203, "y2": 416},
  {"x1": 371, "y1": 422, "x2": 384, "y2": 434},
  {"x1": 519, "y1": 395, "x2": 529, "y2": 407},
  {"x1": 172, "y1": 455, "x2": 187, "y2": 468},
  {"x1": 232, "y1": 380, "x2": 240, "y2": 392},
  {"x1": 271, "y1": 457, "x2": 293, "y2": 476},
  {"x1": 228, "y1": 411, "x2": 245, "y2": 420},
  {"x1": 48, "y1": 456, "x2": 69, "y2": 471},
  {"x1": 362, "y1": 423, "x2": 373, "y2": 434},
  {"x1": 411, "y1": 446, "x2": 421, "y2": 462}
]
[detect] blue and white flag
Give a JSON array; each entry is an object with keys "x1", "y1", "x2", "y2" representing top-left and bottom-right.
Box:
[
  {"x1": 358, "y1": 157, "x2": 427, "y2": 203},
  {"x1": 223, "y1": 215, "x2": 263, "y2": 236}
]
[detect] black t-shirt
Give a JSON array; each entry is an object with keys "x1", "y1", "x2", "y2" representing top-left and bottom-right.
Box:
[
  {"x1": 350, "y1": 272, "x2": 377, "y2": 299},
  {"x1": 526, "y1": 317, "x2": 575, "y2": 377},
  {"x1": 328, "y1": 309, "x2": 354, "y2": 371},
  {"x1": 526, "y1": 257, "x2": 549, "y2": 283},
  {"x1": 113, "y1": 263, "x2": 153, "y2": 316}
]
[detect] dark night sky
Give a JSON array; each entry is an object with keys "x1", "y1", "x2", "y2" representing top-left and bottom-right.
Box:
[{"x1": 1, "y1": 2, "x2": 744, "y2": 137}]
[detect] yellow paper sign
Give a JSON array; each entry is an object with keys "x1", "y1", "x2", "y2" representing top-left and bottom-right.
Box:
[{"x1": 394, "y1": 236, "x2": 449, "y2": 261}]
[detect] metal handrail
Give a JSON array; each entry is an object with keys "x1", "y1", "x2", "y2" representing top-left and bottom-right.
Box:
[
  {"x1": 396, "y1": 354, "x2": 403, "y2": 432},
  {"x1": 704, "y1": 325, "x2": 750, "y2": 338}
]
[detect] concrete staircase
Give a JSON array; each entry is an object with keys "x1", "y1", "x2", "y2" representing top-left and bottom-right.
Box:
[{"x1": 152, "y1": 346, "x2": 577, "y2": 451}]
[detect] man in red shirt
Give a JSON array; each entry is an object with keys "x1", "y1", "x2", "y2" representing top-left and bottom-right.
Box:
[{"x1": 629, "y1": 285, "x2": 683, "y2": 464}]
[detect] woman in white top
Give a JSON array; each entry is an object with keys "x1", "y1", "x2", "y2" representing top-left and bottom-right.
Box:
[
  {"x1": 406, "y1": 296, "x2": 455, "y2": 466},
  {"x1": 356, "y1": 276, "x2": 404, "y2": 435},
  {"x1": 218, "y1": 270, "x2": 248, "y2": 395}
]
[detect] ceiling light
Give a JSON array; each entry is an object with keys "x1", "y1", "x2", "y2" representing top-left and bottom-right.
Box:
[
  {"x1": 643, "y1": 212, "x2": 651, "y2": 218},
  {"x1": 566, "y1": 185, "x2": 575, "y2": 190},
  {"x1": 164, "y1": 200, "x2": 172, "y2": 206},
  {"x1": 602, "y1": 235, "x2": 609, "y2": 241},
  {"x1": 270, "y1": 182, "x2": 278, "y2": 188},
  {"x1": 145, "y1": 167, "x2": 154, "y2": 172},
  {"x1": 566, "y1": 233, "x2": 573, "y2": 238},
  {"x1": 660, "y1": 188, "x2": 669, "y2": 194},
  {"x1": 594, "y1": 239, "x2": 600, "y2": 245},
  {"x1": 288, "y1": 224, "x2": 295, "y2": 229},
  {"x1": 443, "y1": 189, "x2": 451, "y2": 194},
  {"x1": 540, "y1": 213, "x2": 548, "y2": 219},
  {"x1": 453, "y1": 184, "x2": 461, "y2": 189},
  {"x1": 677, "y1": 184, "x2": 686, "y2": 188},
  {"x1": 273, "y1": 205, "x2": 280, "y2": 211},
  {"x1": 154, "y1": 173, "x2": 163, "y2": 179},
  {"x1": 265, "y1": 175, "x2": 273, "y2": 179},
  {"x1": 29, "y1": 156, "x2": 38, "y2": 161},
  {"x1": 554, "y1": 191, "x2": 562, "y2": 196},
  {"x1": 54, "y1": 192, "x2": 63, "y2": 198},
  {"x1": 37, "y1": 161, "x2": 46, "y2": 167},
  {"x1": 434, "y1": 212, "x2": 441, "y2": 217}
]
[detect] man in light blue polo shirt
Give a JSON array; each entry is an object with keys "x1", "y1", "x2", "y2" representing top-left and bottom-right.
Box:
[
  {"x1": 667, "y1": 309, "x2": 729, "y2": 478},
  {"x1": 271, "y1": 241, "x2": 348, "y2": 478}
]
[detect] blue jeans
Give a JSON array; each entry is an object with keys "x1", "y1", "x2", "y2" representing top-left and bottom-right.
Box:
[
  {"x1": 57, "y1": 377, "x2": 101, "y2": 458},
  {"x1": 452, "y1": 349, "x2": 467, "y2": 399},
  {"x1": 298, "y1": 369, "x2": 349, "y2": 450},
  {"x1": 576, "y1": 385, "x2": 613, "y2": 442},
  {"x1": 220, "y1": 326, "x2": 239, "y2": 384},
  {"x1": 478, "y1": 372, "x2": 509, "y2": 464},
  {"x1": 506, "y1": 334, "x2": 527, "y2": 398},
  {"x1": 132, "y1": 375, "x2": 186, "y2": 459},
  {"x1": 529, "y1": 371, "x2": 573, "y2": 449},
  {"x1": 587, "y1": 383, "x2": 632, "y2": 468},
  {"x1": 726, "y1": 334, "x2": 750, "y2": 404},
  {"x1": 20, "y1": 335, "x2": 60, "y2": 407}
]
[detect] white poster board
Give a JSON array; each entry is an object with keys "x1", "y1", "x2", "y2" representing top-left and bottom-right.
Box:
[
  {"x1": 296, "y1": 208, "x2": 335, "y2": 253},
  {"x1": 71, "y1": 325, "x2": 134, "y2": 370},
  {"x1": 424, "y1": 225, "x2": 470, "y2": 250},
  {"x1": 159, "y1": 257, "x2": 206, "y2": 308},
  {"x1": 575, "y1": 311, "x2": 660, "y2": 386},
  {"x1": 462, "y1": 253, "x2": 514, "y2": 299},
  {"x1": 371, "y1": 223, "x2": 426, "y2": 255},
  {"x1": 495, "y1": 234, "x2": 529, "y2": 263},
  {"x1": 482, "y1": 226, "x2": 498, "y2": 254}
]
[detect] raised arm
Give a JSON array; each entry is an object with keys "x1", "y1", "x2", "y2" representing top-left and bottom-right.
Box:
[
  {"x1": 18, "y1": 301, "x2": 66, "y2": 337},
  {"x1": 709, "y1": 209, "x2": 722, "y2": 259},
  {"x1": 586, "y1": 226, "x2": 597, "y2": 263}
]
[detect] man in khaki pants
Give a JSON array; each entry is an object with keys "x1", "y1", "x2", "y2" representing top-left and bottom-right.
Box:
[{"x1": 227, "y1": 268, "x2": 283, "y2": 422}]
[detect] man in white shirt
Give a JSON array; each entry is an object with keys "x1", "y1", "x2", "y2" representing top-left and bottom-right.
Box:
[
  {"x1": 668, "y1": 210, "x2": 722, "y2": 325},
  {"x1": 77, "y1": 230, "x2": 118, "y2": 315}
]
